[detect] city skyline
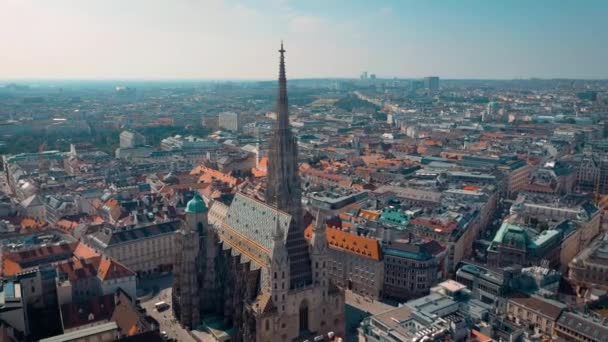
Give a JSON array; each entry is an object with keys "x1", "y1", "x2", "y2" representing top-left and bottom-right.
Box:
[{"x1": 2, "y1": 0, "x2": 608, "y2": 80}]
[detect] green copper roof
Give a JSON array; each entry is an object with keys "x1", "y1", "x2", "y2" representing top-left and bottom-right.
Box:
[{"x1": 186, "y1": 193, "x2": 208, "y2": 213}]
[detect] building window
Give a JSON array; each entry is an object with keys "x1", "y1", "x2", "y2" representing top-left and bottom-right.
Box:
[
  {"x1": 266, "y1": 319, "x2": 270, "y2": 331},
  {"x1": 299, "y1": 300, "x2": 309, "y2": 333}
]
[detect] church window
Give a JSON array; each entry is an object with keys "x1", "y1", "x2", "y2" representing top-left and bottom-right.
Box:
[
  {"x1": 299, "y1": 300, "x2": 309, "y2": 334},
  {"x1": 265, "y1": 319, "x2": 270, "y2": 331},
  {"x1": 274, "y1": 283, "x2": 277, "y2": 289},
  {"x1": 282, "y1": 294, "x2": 285, "y2": 301},
  {"x1": 282, "y1": 272, "x2": 285, "y2": 279},
  {"x1": 282, "y1": 282, "x2": 284, "y2": 290},
  {"x1": 274, "y1": 272, "x2": 277, "y2": 279}
]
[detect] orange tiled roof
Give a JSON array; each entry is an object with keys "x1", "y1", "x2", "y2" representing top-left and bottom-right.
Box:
[
  {"x1": 3, "y1": 258, "x2": 22, "y2": 277},
  {"x1": 57, "y1": 219, "x2": 78, "y2": 231},
  {"x1": 2, "y1": 242, "x2": 81, "y2": 276},
  {"x1": 304, "y1": 225, "x2": 381, "y2": 261},
  {"x1": 56, "y1": 257, "x2": 99, "y2": 282},
  {"x1": 469, "y1": 329, "x2": 496, "y2": 342},
  {"x1": 20, "y1": 217, "x2": 45, "y2": 230},
  {"x1": 251, "y1": 168, "x2": 267, "y2": 177},
  {"x1": 359, "y1": 209, "x2": 380, "y2": 221},
  {"x1": 299, "y1": 163, "x2": 311, "y2": 173},
  {"x1": 466, "y1": 141, "x2": 488, "y2": 151},
  {"x1": 259, "y1": 157, "x2": 268, "y2": 169},
  {"x1": 97, "y1": 257, "x2": 135, "y2": 281},
  {"x1": 73, "y1": 242, "x2": 100, "y2": 260},
  {"x1": 104, "y1": 199, "x2": 120, "y2": 209},
  {"x1": 251, "y1": 157, "x2": 269, "y2": 177},
  {"x1": 194, "y1": 166, "x2": 240, "y2": 186},
  {"x1": 423, "y1": 139, "x2": 443, "y2": 146}
]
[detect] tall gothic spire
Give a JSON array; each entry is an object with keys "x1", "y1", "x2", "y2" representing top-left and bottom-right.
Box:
[
  {"x1": 277, "y1": 41, "x2": 289, "y2": 130},
  {"x1": 265, "y1": 42, "x2": 312, "y2": 288},
  {"x1": 266, "y1": 41, "x2": 300, "y2": 211}
]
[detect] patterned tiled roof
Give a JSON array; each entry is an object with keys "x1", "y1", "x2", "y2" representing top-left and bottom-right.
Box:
[{"x1": 223, "y1": 193, "x2": 291, "y2": 252}]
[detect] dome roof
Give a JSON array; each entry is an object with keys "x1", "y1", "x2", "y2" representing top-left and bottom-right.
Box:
[{"x1": 186, "y1": 193, "x2": 207, "y2": 213}]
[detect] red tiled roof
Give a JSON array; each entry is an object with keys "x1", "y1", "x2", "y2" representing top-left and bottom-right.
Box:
[
  {"x1": 73, "y1": 242, "x2": 100, "y2": 260},
  {"x1": 192, "y1": 165, "x2": 241, "y2": 186},
  {"x1": 57, "y1": 219, "x2": 78, "y2": 231},
  {"x1": 97, "y1": 257, "x2": 135, "y2": 281},
  {"x1": 60, "y1": 294, "x2": 116, "y2": 330},
  {"x1": 304, "y1": 225, "x2": 381, "y2": 261},
  {"x1": 56, "y1": 258, "x2": 99, "y2": 282}
]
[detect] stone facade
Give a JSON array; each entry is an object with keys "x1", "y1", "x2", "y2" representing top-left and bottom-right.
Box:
[
  {"x1": 304, "y1": 225, "x2": 383, "y2": 299},
  {"x1": 84, "y1": 220, "x2": 178, "y2": 277},
  {"x1": 383, "y1": 240, "x2": 446, "y2": 301}
]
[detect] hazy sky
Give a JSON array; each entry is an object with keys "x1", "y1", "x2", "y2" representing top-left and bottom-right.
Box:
[{"x1": 1, "y1": 0, "x2": 607, "y2": 80}]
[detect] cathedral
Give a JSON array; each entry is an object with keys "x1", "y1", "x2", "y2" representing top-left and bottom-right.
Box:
[{"x1": 172, "y1": 43, "x2": 345, "y2": 342}]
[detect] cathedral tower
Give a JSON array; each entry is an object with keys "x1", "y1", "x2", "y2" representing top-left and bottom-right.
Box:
[
  {"x1": 172, "y1": 193, "x2": 207, "y2": 329},
  {"x1": 265, "y1": 42, "x2": 312, "y2": 288},
  {"x1": 310, "y1": 210, "x2": 330, "y2": 301}
]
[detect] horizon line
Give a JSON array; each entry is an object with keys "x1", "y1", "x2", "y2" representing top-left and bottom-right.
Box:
[{"x1": 2, "y1": 77, "x2": 608, "y2": 83}]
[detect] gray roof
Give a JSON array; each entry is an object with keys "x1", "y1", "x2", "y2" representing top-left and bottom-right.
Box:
[
  {"x1": 557, "y1": 311, "x2": 608, "y2": 341},
  {"x1": 88, "y1": 220, "x2": 180, "y2": 248},
  {"x1": 223, "y1": 193, "x2": 290, "y2": 251},
  {"x1": 21, "y1": 194, "x2": 43, "y2": 208}
]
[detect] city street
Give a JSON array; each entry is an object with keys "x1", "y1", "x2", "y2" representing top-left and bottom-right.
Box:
[{"x1": 139, "y1": 275, "x2": 213, "y2": 342}]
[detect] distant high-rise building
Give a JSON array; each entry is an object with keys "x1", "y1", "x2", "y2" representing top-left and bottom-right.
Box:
[
  {"x1": 218, "y1": 111, "x2": 240, "y2": 132},
  {"x1": 119, "y1": 130, "x2": 146, "y2": 149},
  {"x1": 360, "y1": 71, "x2": 368, "y2": 80},
  {"x1": 409, "y1": 80, "x2": 424, "y2": 93},
  {"x1": 424, "y1": 76, "x2": 440, "y2": 94},
  {"x1": 370, "y1": 74, "x2": 377, "y2": 80}
]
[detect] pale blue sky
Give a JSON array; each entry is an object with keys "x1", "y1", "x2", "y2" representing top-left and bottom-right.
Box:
[{"x1": 1, "y1": 0, "x2": 607, "y2": 80}]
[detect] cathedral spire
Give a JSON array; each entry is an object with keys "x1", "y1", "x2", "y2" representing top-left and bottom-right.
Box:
[
  {"x1": 277, "y1": 41, "x2": 289, "y2": 130},
  {"x1": 266, "y1": 42, "x2": 312, "y2": 288}
]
